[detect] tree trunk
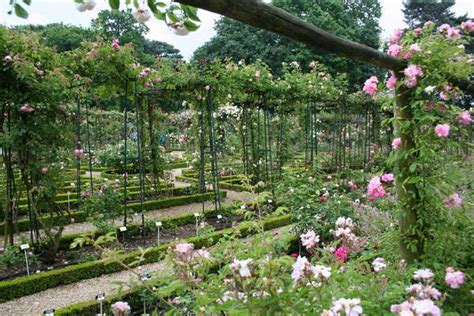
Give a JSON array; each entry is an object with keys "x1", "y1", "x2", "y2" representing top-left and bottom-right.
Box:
[{"x1": 394, "y1": 84, "x2": 423, "y2": 262}]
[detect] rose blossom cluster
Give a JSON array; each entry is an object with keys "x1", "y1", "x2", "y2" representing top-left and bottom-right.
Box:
[
  {"x1": 322, "y1": 298, "x2": 363, "y2": 316},
  {"x1": 300, "y1": 230, "x2": 320, "y2": 251},
  {"x1": 111, "y1": 301, "x2": 131, "y2": 316},
  {"x1": 291, "y1": 256, "x2": 331, "y2": 286},
  {"x1": 174, "y1": 243, "x2": 211, "y2": 264},
  {"x1": 443, "y1": 192, "x2": 463, "y2": 208},
  {"x1": 391, "y1": 267, "x2": 465, "y2": 315},
  {"x1": 367, "y1": 176, "x2": 386, "y2": 201},
  {"x1": 230, "y1": 258, "x2": 253, "y2": 278},
  {"x1": 333, "y1": 217, "x2": 358, "y2": 262},
  {"x1": 403, "y1": 64, "x2": 423, "y2": 88},
  {"x1": 363, "y1": 76, "x2": 378, "y2": 96}
]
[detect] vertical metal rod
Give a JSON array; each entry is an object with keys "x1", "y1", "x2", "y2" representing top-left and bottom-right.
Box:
[
  {"x1": 76, "y1": 97, "x2": 82, "y2": 206},
  {"x1": 123, "y1": 81, "x2": 129, "y2": 227},
  {"x1": 135, "y1": 83, "x2": 146, "y2": 236},
  {"x1": 85, "y1": 100, "x2": 94, "y2": 194}
]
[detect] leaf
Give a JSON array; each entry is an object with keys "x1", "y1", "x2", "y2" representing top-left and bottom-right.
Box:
[
  {"x1": 184, "y1": 20, "x2": 200, "y2": 31},
  {"x1": 14, "y1": 3, "x2": 28, "y2": 18},
  {"x1": 184, "y1": 5, "x2": 200, "y2": 22},
  {"x1": 147, "y1": 0, "x2": 157, "y2": 13},
  {"x1": 154, "y1": 11, "x2": 165, "y2": 20},
  {"x1": 22, "y1": 0, "x2": 32, "y2": 5},
  {"x1": 166, "y1": 12, "x2": 179, "y2": 23},
  {"x1": 109, "y1": 0, "x2": 120, "y2": 10}
]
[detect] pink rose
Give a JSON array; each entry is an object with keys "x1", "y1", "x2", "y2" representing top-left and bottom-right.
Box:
[
  {"x1": 20, "y1": 104, "x2": 34, "y2": 113},
  {"x1": 363, "y1": 76, "x2": 378, "y2": 96},
  {"x1": 111, "y1": 39, "x2": 120, "y2": 50},
  {"x1": 434, "y1": 124, "x2": 450, "y2": 137},
  {"x1": 334, "y1": 245, "x2": 350, "y2": 262},
  {"x1": 387, "y1": 44, "x2": 402, "y2": 57},
  {"x1": 390, "y1": 28, "x2": 403, "y2": 44},
  {"x1": 445, "y1": 267, "x2": 465, "y2": 289},
  {"x1": 381, "y1": 173, "x2": 394, "y2": 183},
  {"x1": 461, "y1": 20, "x2": 474, "y2": 32},
  {"x1": 386, "y1": 73, "x2": 397, "y2": 90},
  {"x1": 392, "y1": 137, "x2": 401, "y2": 150},
  {"x1": 367, "y1": 176, "x2": 385, "y2": 200},
  {"x1": 175, "y1": 243, "x2": 194, "y2": 262},
  {"x1": 457, "y1": 111, "x2": 472, "y2": 126},
  {"x1": 73, "y1": 148, "x2": 84, "y2": 158}
]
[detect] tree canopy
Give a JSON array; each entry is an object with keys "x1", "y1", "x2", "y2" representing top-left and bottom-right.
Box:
[{"x1": 192, "y1": 0, "x2": 383, "y2": 89}]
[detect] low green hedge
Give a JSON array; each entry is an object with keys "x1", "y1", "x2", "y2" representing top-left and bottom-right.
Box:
[
  {"x1": 57, "y1": 205, "x2": 235, "y2": 250},
  {"x1": 0, "y1": 214, "x2": 290, "y2": 303},
  {"x1": 54, "y1": 214, "x2": 292, "y2": 315},
  {"x1": 0, "y1": 191, "x2": 226, "y2": 234}
]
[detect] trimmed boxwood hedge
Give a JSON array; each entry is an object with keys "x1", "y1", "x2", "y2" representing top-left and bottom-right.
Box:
[
  {"x1": 0, "y1": 214, "x2": 291, "y2": 303},
  {"x1": 0, "y1": 191, "x2": 226, "y2": 234}
]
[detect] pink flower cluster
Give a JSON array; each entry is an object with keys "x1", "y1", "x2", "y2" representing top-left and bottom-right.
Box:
[
  {"x1": 300, "y1": 230, "x2": 320, "y2": 251},
  {"x1": 20, "y1": 104, "x2": 34, "y2": 113},
  {"x1": 439, "y1": 23, "x2": 461, "y2": 39},
  {"x1": 381, "y1": 173, "x2": 394, "y2": 183},
  {"x1": 391, "y1": 137, "x2": 401, "y2": 150},
  {"x1": 111, "y1": 38, "x2": 120, "y2": 50},
  {"x1": 391, "y1": 266, "x2": 465, "y2": 315},
  {"x1": 390, "y1": 28, "x2": 403, "y2": 44},
  {"x1": 367, "y1": 176, "x2": 386, "y2": 201},
  {"x1": 403, "y1": 64, "x2": 423, "y2": 88},
  {"x1": 387, "y1": 44, "x2": 402, "y2": 57},
  {"x1": 230, "y1": 258, "x2": 253, "y2": 278},
  {"x1": 461, "y1": 20, "x2": 474, "y2": 32},
  {"x1": 443, "y1": 192, "x2": 463, "y2": 208},
  {"x1": 434, "y1": 123, "x2": 450, "y2": 137},
  {"x1": 73, "y1": 148, "x2": 84, "y2": 158},
  {"x1": 391, "y1": 269, "x2": 441, "y2": 316},
  {"x1": 347, "y1": 181, "x2": 358, "y2": 191},
  {"x1": 323, "y1": 298, "x2": 363, "y2": 316},
  {"x1": 111, "y1": 301, "x2": 131, "y2": 316},
  {"x1": 386, "y1": 73, "x2": 397, "y2": 90},
  {"x1": 291, "y1": 256, "x2": 331, "y2": 285},
  {"x1": 363, "y1": 76, "x2": 378, "y2": 96},
  {"x1": 457, "y1": 110, "x2": 472, "y2": 126},
  {"x1": 445, "y1": 267, "x2": 465, "y2": 289},
  {"x1": 333, "y1": 217, "x2": 358, "y2": 262}
]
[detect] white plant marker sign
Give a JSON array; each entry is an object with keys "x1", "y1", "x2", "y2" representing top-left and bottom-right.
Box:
[
  {"x1": 43, "y1": 309, "x2": 55, "y2": 316},
  {"x1": 194, "y1": 213, "x2": 201, "y2": 236},
  {"x1": 96, "y1": 293, "x2": 105, "y2": 316},
  {"x1": 20, "y1": 243, "x2": 30, "y2": 276},
  {"x1": 155, "y1": 221, "x2": 162, "y2": 244},
  {"x1": 119, "y1": 226, "x2": 127, "y2": 242}
]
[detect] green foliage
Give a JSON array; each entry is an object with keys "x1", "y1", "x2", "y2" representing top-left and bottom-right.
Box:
[{"x1": 0, "y1": 214, "x2": 291, "y2": 303}]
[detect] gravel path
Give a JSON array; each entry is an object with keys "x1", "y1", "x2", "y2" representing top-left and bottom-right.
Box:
[{"x1": 0, "y1": 225, "x2": 287, "y2": 315}]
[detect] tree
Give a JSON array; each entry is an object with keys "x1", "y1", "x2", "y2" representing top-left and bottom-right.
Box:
[
  {"x1": 14, "y1": 23, "x2": 96, "y2": 52},
  {"x1": 91, "y1": 9, "x2": 182, "y2": 64},
  {"x1": 193, "y1": 0, "x2": 383, "y2": 89},
  {"x1": 403, "y1": 0, "x2": 458, "y2": 28},
  {"x1": 144, "y1": 40, "x2": 182, "y2": 59}
]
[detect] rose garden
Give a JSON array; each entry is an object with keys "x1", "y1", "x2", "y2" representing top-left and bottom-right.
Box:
[{"x1": 0, "y1": 0, "x2": 473, "y2": 315}]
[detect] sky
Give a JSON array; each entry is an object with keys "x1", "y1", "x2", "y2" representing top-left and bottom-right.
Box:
[{"x1": 1, "y1": 0, "x2": 473, "y2": 60}]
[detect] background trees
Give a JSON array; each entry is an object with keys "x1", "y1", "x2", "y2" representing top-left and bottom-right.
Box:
[{"x1": 193, "y1": 0, "x2": 383, "y2": 90}]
